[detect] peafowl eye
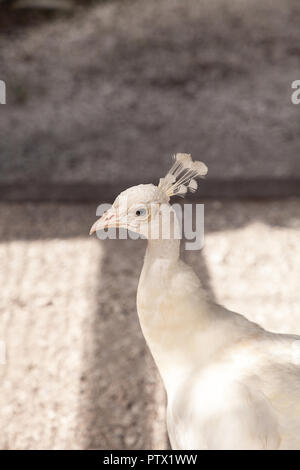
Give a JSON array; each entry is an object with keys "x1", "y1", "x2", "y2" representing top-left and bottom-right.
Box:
[{"x1": 136, "y1": 208, "x2": 147, "y2": 217}]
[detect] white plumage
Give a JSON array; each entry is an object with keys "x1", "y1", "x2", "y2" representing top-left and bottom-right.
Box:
[{"x1": 90, "y1": 154, "x2": 300, "y2": 450}]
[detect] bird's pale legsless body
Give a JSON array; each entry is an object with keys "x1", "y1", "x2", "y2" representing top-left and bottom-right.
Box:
[
  {"x1": 137, "y1": 238, "x2": 300, "y2": 450},
  {"x1": 90, "y1": 154, "x2": 300, "y2": 450}
]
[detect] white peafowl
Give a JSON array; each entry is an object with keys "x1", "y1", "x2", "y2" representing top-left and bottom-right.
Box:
[{"x1": 90, "y1": 154, "x2": 300, "y2": 450}]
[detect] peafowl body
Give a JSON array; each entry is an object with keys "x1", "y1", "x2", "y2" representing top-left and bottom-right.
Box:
[{"x1": 91, "y1": 154, "x2": 300, "y2": 450}]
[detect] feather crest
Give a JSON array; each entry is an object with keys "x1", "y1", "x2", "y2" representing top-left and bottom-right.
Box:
[{"x1": 158, "y1": 153, "x2": 207, "y2": 199}]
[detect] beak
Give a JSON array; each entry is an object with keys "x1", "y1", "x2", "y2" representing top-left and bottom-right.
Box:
[{"x1": 89, "y1": 208, "x2": 118, "y2": 235}]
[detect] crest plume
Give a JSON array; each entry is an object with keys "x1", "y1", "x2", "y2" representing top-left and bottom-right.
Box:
[{"x1": 158, "y1": 153, "x2": 208, "y2": 199}]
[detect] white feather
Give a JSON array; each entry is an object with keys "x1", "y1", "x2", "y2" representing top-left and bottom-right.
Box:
[
  {"x1": 188, "y1": 179, "x2": 198, "y2": 192},
  {"x1": 158, "y1": 153, "x2": 207, "y2": 199}
]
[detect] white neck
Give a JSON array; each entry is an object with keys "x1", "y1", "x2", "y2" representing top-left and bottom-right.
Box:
[
  {"x1": 135, "y1": 208, "x2": 253, "y2": 398},
  {"x1": 137, "y1": 234, "x2": 212, "y2": 395},
  {"x1": 144, "y1": 237, "x2": 180, "y2": 261}
]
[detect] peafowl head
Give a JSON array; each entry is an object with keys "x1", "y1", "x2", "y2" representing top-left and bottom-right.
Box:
[{"x1": 90, "y1": 154, "x2": 207, "y2": 240}]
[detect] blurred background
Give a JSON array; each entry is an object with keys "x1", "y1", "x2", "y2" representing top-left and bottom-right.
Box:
[{"x1": 0, "y1": 0, "x2": 299, "y2": 449}]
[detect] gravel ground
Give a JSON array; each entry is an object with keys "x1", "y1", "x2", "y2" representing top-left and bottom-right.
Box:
[
  {"x1": 0, "y1": 0, "x2": 299, "y2": 195},
  {"x1": 0, "y1": 198, "x2": 299, "y2": 449}
]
